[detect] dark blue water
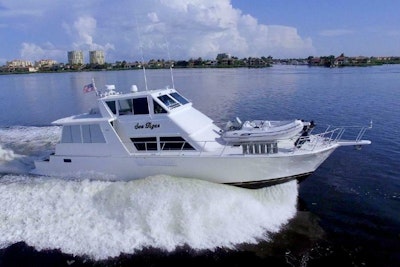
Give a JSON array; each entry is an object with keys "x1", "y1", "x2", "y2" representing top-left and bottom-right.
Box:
[{"x1": 0, "y1": 66, "x2": 399, "y2": 266}]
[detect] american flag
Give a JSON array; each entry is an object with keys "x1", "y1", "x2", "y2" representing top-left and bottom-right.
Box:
[{"x1": 83, "y1": 83, "x2": 95, "y2": 93}]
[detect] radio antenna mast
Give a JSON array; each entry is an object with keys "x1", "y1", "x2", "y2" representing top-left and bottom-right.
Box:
[
  {"x1": 135, "y1": 15, "x2": 148, "y2": 91},
  {"x1": 164, "y1": 38, "x2": 175, "y2": 89}
]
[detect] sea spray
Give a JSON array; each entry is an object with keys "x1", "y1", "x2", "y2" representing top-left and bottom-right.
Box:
[
  {"x1": 0, "y1": 126, "x2": 60, "y2": 156},
  {"x1": 0, "y1": 145, "x2": 15, "y2": 162},
  {"x1": 0, "y1": 126, "x2": 60, "y2": 174},
  {"x1": 0, "y1": 175, "x2": 298, "y2": 260}
]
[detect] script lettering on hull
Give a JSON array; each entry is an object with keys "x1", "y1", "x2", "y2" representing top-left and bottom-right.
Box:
[{"x1": 134, "y1": 122, "x2": 160, "y2": 130}]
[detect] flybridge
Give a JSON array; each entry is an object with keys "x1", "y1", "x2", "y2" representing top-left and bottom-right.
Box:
[{"x1": 97, "y1": 85, "x2": 192, "y2": 118}]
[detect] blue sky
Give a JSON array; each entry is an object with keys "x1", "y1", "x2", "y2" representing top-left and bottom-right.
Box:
[{"x1": 1, "y1": 0, "x2": 399, "y2": 64}]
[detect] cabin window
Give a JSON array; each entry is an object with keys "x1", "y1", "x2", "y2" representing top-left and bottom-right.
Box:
[
  {"x1": 133, "y1": 98, "x2": 149, "y2": 114},
  {"x1": 82, "y1": 124, "x2": 106, "y2": 143},
  {"x1": 157, "y1": 95, "x2": 180, "y2": 109},
  {"x1": 160, "y1": 137, "x2": 195, "y2": 150},
  {"x1": 118, "y1": 99, "x2": 133, "y2": 115},
  {"x1": 106, "y1": 101, "x2": 117, "y2": 114},
  {"x1": 130, "y1": 137, "x2": 157, "y2": 151},
  {"x1": 82, "y1": 125, "x2": 91, "y2": 143},
  {"x1": 61, "y1": 124, "x2": 106, "y2": 143},
  {"x1": 61, "y1": 126, "x2": 72, "y2": 143},
  {"x1": 170, "y1": 92, "x2": 189, "y2": 105},
  {"x1": 71, "y1": 125, "x2": 82, "y2": 143},
  {"x1": 153, "y1": 100, "x2": 167, "y2": 114}
]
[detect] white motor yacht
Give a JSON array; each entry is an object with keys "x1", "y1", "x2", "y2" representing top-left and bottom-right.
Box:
[{"x1": 31, "y1": 84, "x2": 371, "y2": 188}]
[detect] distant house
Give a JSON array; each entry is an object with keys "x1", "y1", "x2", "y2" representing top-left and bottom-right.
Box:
[
  {"x1": 216, "y1": 53, "x2": 235, "y2": 65},
  {"x1": 309, "y1": 57, "x2": 322, "y2": 66},
  {"x1": 35, "y1": 59, "x2": 57, "y2": 70},
  {"x1": 350, "y1": 56, "x2": 370, "y2": 65},
  {"x1": 334, "y1": 54, "x2": 348, "y2": 66}
]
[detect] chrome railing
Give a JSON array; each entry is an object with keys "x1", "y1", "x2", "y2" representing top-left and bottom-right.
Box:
[
  {"x1": 122, "y1": 122, "x2": 371, "y2": 155},
  {"x1": 295, "y1": 122, "x2": 372, "y2": 150}
]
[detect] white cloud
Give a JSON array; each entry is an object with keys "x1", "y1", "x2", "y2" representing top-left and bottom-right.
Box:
[
  {"x1": 74, "y1": 16, "x2": 96, "y2": 47},
  {"x1": 6, "y1": 0, "x2": 315, "y2": 62},
  {"x1": 130, "y1": 0, "x2": 314, "y2": 59},
  {"x1": 68, "y1": 16, "x2": 115, "y2": 54},
  {"x1": 20, "y1": 42, "x2": 64, "y2": 61},
  {"x1": 147, "y1": 12, "x2": 159, "y2": 23}
]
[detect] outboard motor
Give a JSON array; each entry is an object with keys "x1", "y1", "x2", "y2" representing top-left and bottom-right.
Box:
[{"x1": 296, "y1": 120, "x2": 315, "y2": 148}]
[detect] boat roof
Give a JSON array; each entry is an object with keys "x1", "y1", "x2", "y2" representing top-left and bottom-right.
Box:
[
  {"x1": 53, "y1": 112, "x2": 115, "y2": 125},
  {"x1": 98, "y1": 86, "x2": 178, "y2": 100},
  {"x1": 52, "y1": 86, "x2": 190, "y2": 125}
]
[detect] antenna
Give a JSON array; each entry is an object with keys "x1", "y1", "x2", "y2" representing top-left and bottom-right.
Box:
[
  {"x1": 134, "y1": 14, "x2": 148, "y2": 91},
  {"x1": 164, "y1": 38, "x2": 175, "y2": 89}
]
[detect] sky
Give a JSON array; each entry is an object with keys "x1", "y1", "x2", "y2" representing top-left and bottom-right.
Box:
[{"x1": 1, "y1": 0, "x2": 399, "y2": 64}]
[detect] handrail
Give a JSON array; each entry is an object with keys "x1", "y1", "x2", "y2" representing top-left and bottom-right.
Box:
[
  {"x1": 123, "y1": 123, "x2": 371, "y2": 156},
  {"x1": 296, "y1": 123, "x2": 372, "y2": 151}
]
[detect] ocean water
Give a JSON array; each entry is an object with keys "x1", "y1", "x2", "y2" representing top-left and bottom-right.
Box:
[{"x1": 0, "y1": 66, "x2": 399, "y2": 266}]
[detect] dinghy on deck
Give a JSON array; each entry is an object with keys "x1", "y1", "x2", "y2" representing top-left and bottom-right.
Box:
[{"x1": 222, "y1": 118, "x2": 314, "y2": 144}]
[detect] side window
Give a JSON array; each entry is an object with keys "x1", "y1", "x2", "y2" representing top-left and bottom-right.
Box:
[
  {"x1": 133, "y1": 98, "x2": 149, "y2": 114},
  {"x1": 106, "y1": 101, "x2": 117, "y2": 114},
  {"x1": 82, "y1": 124, "x2": 106, "y2": 143},
  {"x1": 61, "y1": 125, "x2": 106, "y2": 143},
  {"x1": 118, "y1": 99, "x2": 133, "y2": 115},
  {"x1": 89, "y1": 124, "x2": 106, "y2": 143},
  {"x1": 153, "y1": 100, "x2": 167, "y2": 114},
  {"x1": 61, "y1": 126, "x2": 72, "y2": 143},
  {"x1": 71, "y1": 125, "x2": 82, "y2": 143},
  {"x1": 82, "y1": 125, "x2": 91, "y2": 143},
  {"x1": 130, "y1": 137, "x2": 157, "y2": 151},
  {"x1": 160, "y1": 137, "x2": 195, "y2": 150}
]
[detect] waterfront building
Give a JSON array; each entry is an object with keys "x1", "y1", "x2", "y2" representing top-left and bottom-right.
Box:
[
  {"x1": 35, "y1": 59, "x2": 57, "y2": 68},
  {"x1": 68, "y1": 51, "x2": 84, "y2": 65},
  {"x1": 5, "y1": 59, "x2": 37, "y2": 72},
  {"x1": 6, "y1": 59, "x2": 33, "y2": 68},
  {"x1": 89, "y1": 50, "x2": 105, "y2": 65}
]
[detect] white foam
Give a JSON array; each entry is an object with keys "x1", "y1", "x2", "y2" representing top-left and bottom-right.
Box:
[
  {"x1": 0, "y1": 126, "x2": 60, "y2": 173},
  {"x1": 0, "y1": 145, "x2": 25, "y2": 174},
  {"x1": 0, "y1": 175, "x2": 298, "y2": 260},
  {"x1": 0, "y1": 146, "x2": 15, "y2": 161},
  {"x1": 0, "y1": 126, "x2": 60, "y2": 155}
]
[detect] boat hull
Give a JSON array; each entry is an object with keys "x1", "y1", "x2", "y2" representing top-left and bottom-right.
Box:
[{"x1": 31, "y1": 146, "x2": 337, "y2": 188}]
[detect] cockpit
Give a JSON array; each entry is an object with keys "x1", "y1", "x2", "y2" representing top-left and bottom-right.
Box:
[{"x1": 104, "y1": 90, "x2": 190, "y2": 117}]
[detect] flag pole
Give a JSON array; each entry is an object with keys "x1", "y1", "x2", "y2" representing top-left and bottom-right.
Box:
[{"x1": 91, "y1": 78, "x2": 100, "y2": 96}]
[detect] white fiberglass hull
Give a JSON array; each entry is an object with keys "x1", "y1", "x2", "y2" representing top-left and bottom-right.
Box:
[{"x1": 31, "y1": 146, "x2": 337, "y2": 188}]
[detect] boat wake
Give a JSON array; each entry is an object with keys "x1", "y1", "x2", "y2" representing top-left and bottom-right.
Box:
[
  {"x1": 0, "y1": 126, "x2": 60, "y2": 174},
  {"x1": 0, "y1": 175, "x2": 298, "y2": 260},
  {"x1": 0, "y1": 126, "x2": 299, "y2": 260}
]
